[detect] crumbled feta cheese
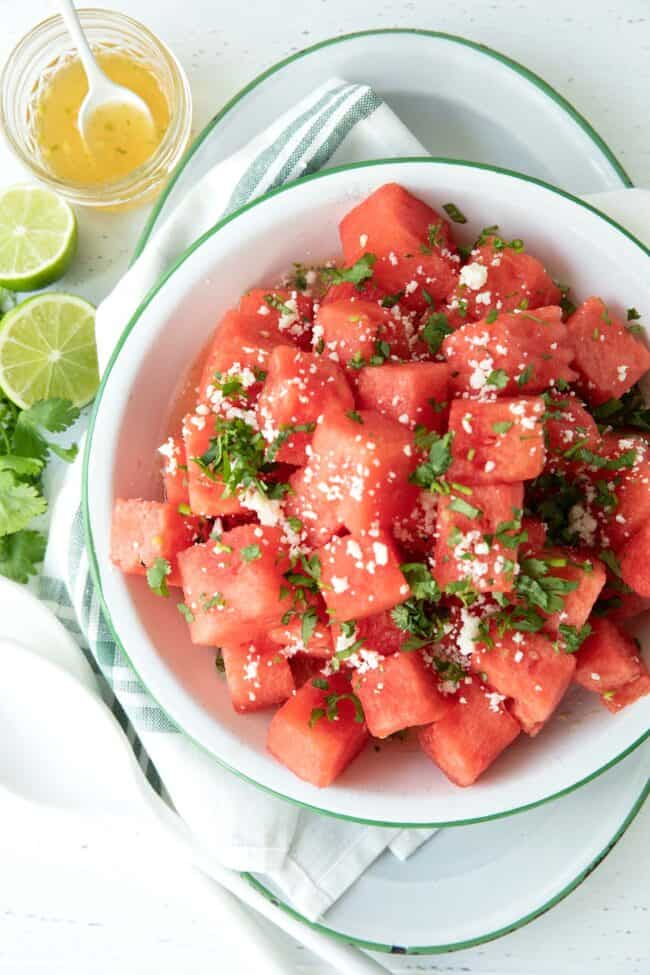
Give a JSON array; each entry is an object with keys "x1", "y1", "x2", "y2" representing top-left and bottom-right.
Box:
[{"x1": 459, "y1": 263, "x2": 489, "y2": 291}]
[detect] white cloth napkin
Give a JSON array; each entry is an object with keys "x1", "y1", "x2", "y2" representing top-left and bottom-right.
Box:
[
  {"x1": 42, "y1": 79, "x2": 437, "y2": 926},
  {"x1": 42, "y1": 72, "x2": 648, "y2": 923}
]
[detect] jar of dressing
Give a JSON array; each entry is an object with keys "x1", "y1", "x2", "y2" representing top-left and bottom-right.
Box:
[{"x1": 0, "y1": 10, "x2": 192, "y2": 209}]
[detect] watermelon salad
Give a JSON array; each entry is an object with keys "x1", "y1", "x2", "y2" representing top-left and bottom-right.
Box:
[{"x1": 111, "y1": 182, "x2": 650, "y2": 789}]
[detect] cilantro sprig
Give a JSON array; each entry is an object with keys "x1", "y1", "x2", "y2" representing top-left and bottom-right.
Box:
[
  {"x1": 0, "y1": 395, "x2": 79, "y2": 582},
  {"x1": 321, "y1": 254, "x2": 376, "y2": 288}
]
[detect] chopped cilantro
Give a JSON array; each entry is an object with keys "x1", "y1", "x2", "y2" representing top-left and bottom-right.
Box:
[
  {"x1": 449, "y1": 496, "x2": 482, "y2": 519},
  {"x1": 486, "y1": 309, "x2": 498, "y2": 324},
  {"x1": 264, "y1": 293, "x2": 293, "y2": 316},
  {"x1": 346, "y1": 410, "x2": 363, "y2": 424},
  {"x1": 420, "y1": 312, "x2": 452, "y2": 355},
  {"x1": 381, "y1": 291, "x2": 404, "y2": 308},
  {"x1": 265, "y1": 421, "x2": 316, "y2": 462},
  {"x1": 517, "y1": 365, "x2": 534, "y2": 387},
  {"x1": 146, "y1": 557, "x2": 171, "y2": 597},
  {"x1": 309, "y1": 691, "x2": 365, "y2": 728},
  {"x1": 591, "y1": 385, "x2": 650, "y2": 433},
  {"x1": 215, "y1": 651, "x2": 225, "y2": 674},
  {"x1": 627, "y1": 308, "x2": 641, "y2": 321},
  {"x1": 486, "y1": 369, "x2": 509, "y2": 390},
  {"x1": 400, "y1": 562, "x2": 441, "y2": 601},
  {"x1": 300, "y1": 605, "x2": 319, "y2": 645},
  {"x1": 492, "y1": 420, "x2": 514, "y2": 435},
  {"x1": 321, "y1": 254, "x2": 376, "y2": 288},
  {"x1": 410, "y1": 431, "x2": 454, "y2": 492},
  {"x1": 177, "y1": 602, "x2": 195, "y2": 623},
  {"x1": 442, "y1": 202, "x2": 467, "y2": 224},
  {"x1": 240, "y1": 543, "x2": 262, "y2": 563},
  {"x1": 515, "y1": 557, "x2": 578, "y2": 614},
  {"x1": 555, "y1": 622, "x2": 591, "y2": 654},
  {"x1": 433, "y1": 657, "x2": 466, "y2": 684}
]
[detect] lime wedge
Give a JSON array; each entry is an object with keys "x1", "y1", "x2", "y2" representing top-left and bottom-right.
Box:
[
  {"x1": 0, "y1": 293, "x2": 98, "y2": 409},
  {"x1": 0, "y1": 185, "x2": 77, "y2": 291}
]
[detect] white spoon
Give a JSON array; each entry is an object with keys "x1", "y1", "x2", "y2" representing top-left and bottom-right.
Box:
[
  {"x1": 56, "y1": 0, "x2": 154, "y2": 143},
  {"x1": 0, "y1": 637, "x2": 388, "y2": 975}
]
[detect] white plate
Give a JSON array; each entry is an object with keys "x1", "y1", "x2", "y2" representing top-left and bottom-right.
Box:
[
  {"x1": 248, "y1": 743, "x2": 649, "y2": 953},
  {"x1": 85, "y1": 158, "x2": 650, "y2": 827},
  {"x1": 134, "y1": 28, "x2": 630, "y2": 259}
]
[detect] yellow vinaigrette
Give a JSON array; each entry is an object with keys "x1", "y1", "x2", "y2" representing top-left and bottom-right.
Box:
[{"x1": 35, "y1": 52, "x2": 169, "y2": 186}]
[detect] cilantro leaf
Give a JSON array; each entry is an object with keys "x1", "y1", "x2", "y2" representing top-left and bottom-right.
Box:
[
  {"x1": 442, "y1": 202, "x2": 467, "y2": 224},
  {"x1": 321, "y1": 254, "x2": 376, "y2": 288},
  {"x1": 146, "y1": 557, "x2": 171, "y2": 597},
  {"x1": 0, "y1": 472, "x2": 48, "y2": 536},
  {"x1": 400, "y1": 562, "x2": 441, "y2": 601},
  {"x1": 0, "y1": 529, "x2": 46, "y2": 583},
  {"x1": 410, "y1": 431, "x2": 454, "y2": 491},
  {"x1": 420, "y1": 312, "x2": 452, "y2": 355},
  {"x1": 240, "y1": 544, "x2": 262, "y2": 563}
]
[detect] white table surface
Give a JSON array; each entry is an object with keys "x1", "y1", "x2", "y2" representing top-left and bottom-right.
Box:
[{"x1": 0, "y1": 0, "x2": 648, "y2": 972}]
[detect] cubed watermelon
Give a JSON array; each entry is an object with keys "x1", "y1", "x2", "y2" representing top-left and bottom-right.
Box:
[
  {"x1": 447, "y1": 397, "x2": 546, "y2": 484},
  {"x1": 284, "y1": 462, "x2": 345, "y2": 548},
  {"x1": 433, "y1": 483, "x2": 524, "y2": 594},
  {"x1": 353, "y1": 650, "x2": 451, "y2": 738},
  {"x1": 289, "y1": 653, "x2": 328, "y2": 688},
  {"x1": 443, "y1": 238, "x2": 561, "y2": 327},
  {"x1": 314, "y1": 298, "x2": 411, "y2": 368},
  {"x1": 267, "y1": 671, "x2": 368, "y2": 787},
  {"x1": 442, "y1": 306, "x2": 576, "y2": 396},
  {"x1": 321, "y1": 280, "x2": 387, "y2": 305},
  {"x1": 353, "y1": 609, "x2": 412, "y2": 655},
  {"x1": 574, "y1": 617, "x2": 644, "y2": 693},
  {"x1": 543, "y1": 391, "x2": 601, "y2": 475},
  {"x1": 355, "y1": 361, "x2": 449, "y2": 431},
  {"x1": 393, "y1": 490, "x2": 440, "y2": 558},
  {"x1": 256, "y1": 345, "x2": 353, "y2": 465},
  {"x1": 520, "y1": 517, "x2": 547, "y2": 552},
  {"x1": 619, "y1": 521, "x2": 650, "y2": 597},
  {"x1": 317, "y1": 531, "x2": 409, "y2": 621},
  {"x1": 574, "y1": 434, "x2": 650, "y2": 549},
  {"x1": 177, "y1": 525, "x2": 292, "y2": 645},
  {"x1": 601, "y1": 670, "x2": 650, "y2": 713},
  {"x1": 418, "y1": 677, "x2": 520, "y2": 786},
  {"x1": 221, "y1": 639, "x2": 294, "y2": 712},
  {"x1": 567, "y1": 297, "x2": 650, "y2": 405},
  {"x1": 182, "y1": 413, "x2": 245, "y2": 517},
  {"x1": 158, "y1": 436, "x2": 190, "y2": 508},
  {"x1": 472, "y1": 628, "x2": 576, "y2": 735},
  {"x1": 238, "y1": 287, "x2": 313, "y2": 349},
  {"x1": 268, "y1": 597, "x2": 334, "y2": 659},
  {"x1": 339, "y1": 183, "x2": 460, "y2": 311},
  {"x1": 309, "y1": 408, "x2": 419, "y2": 534},
  {"x1": 198, "y1": 308, "x2": 279, "y2": 399},
  {"x1": 110, "y1": 499, "x2": 198, "y2": 587},
  {"x1": 519, "y1": 544, "x2": 606, "y2": 633}
]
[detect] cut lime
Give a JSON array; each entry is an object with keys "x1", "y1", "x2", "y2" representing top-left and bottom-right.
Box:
[
  {"x1": 0, "y1": 293, "x2": 98, "y2": 409},
  {"x1": 0, "y1": 185, "x2": 77, "y2": 291}
]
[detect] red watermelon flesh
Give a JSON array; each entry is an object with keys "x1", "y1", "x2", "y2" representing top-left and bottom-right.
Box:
[
  {"x1": 110, "y1": 499, "x2": 198, "y2": 588},
  {"x1": 320, "y1": 281, "x2": 388, "y2": 306},
  {"x1": 418, "y1": 677, "x2": 520, "y2": 786},
  {"x1": 433, "y1": 483, "x2": 524, "y2": 594},
  {"x1": 353, "y1": 650, "x2": 452, "y2": 738},
  {"x1": 284, "y1": 462, "x2": 345, "y2": 548},
  {"x1": 619, "y1": 521, "x2": 650, "y2": 597},
  {"x1": 543, "y1": 392, "x2": 600, "y2": 475},
  {"x1": 238, "y1": 287, "x2": 313, "y2": 350},
  {"x1": 442, "y1": 306, "x2": 576, "y2": 397},
  {"x1": 268, "y1": 597, "x2": 334, "y2": 659},
  {"x1": 339, "y1": 182, "x2": 460, "y2": 311},
  {"x1": 392, "y1": 490, "x2": 440, "y2": 559},
  {"x1": 267, "y1": 671, "x2": 368, "y2": 787},
  {"x1": 519, "y1": 544, "x2": 606, "y2": 633},
  {"x1": 443, "y1": 237, "x2": 561, "y2": 327},
  {"x1": 317, "y1": 530, "x2": 409, "y2": 621},
  {"x1": 177, "y1": 525, "x2": 292, "y2": 645},
  {"x1": 198, "y1": 309, "x2": 280, "y2": 400},
  {"x1": 289, "y1": 653, "x2": 328, "y2": 688},
  {"x1": 472, "y1": 627, "x2": 576, "y2": 735},
  {"x1": 601, "y1": 670, "x2": 650, "y2": 713},
  {"x1": 256, "y1": 345, "x2": 353, "y2": 465},
  {"x1": 447, "y1": 397, "x2": 546, "y2": 484},
  {"x1": 567, "y1": 297, "x2": 650, "y2": 405},
  {"x1": 314, "y1": 298, "x2": 412, "y2": 368},
  {"x1": 355, "y1": 361, "x2": 449, "y2": 431},
  {"x1": 574, "y1": 617, "x2": 644, "y2": 693},
  {"x1": 221, "y1": 638, "x2": 294, "y2": 712}
]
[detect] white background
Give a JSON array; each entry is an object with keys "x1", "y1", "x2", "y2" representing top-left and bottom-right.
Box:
[{"x1": 0, "y1": 0, "x2": 649, "y2": 972}]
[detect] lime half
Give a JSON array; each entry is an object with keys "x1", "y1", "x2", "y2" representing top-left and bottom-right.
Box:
[
  {"x1": 0, "y1": 185, "x2": 77, "y2": 291},
  {"x1": 0, "y1": 293, "x2": 98, "y2": 409}
]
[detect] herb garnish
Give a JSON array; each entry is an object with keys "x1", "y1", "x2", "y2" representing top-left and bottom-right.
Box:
[
  {"x1": 442, "y1": 202, "x2": 467, "y2": 224},
  {"x1": 147, "y1": 557, "x2": 172, "y2": 597},
  {"x1": 420, "y1": 312, "x2": 452, "y2": 355},
  {"x1": 321, "y1": 254, "x2": 376, "y2": 288}
]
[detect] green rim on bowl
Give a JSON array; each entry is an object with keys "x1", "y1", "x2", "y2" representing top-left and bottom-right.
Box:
[
  {"x1": 84, "y1": 158, "x2": 649, "y2": 830},
  {"x1": 131, "y1": 27, "x2": 632, "y2": 262},
  {"x1": 242, "y1": 769, "x2": 648, "y2": 954}
]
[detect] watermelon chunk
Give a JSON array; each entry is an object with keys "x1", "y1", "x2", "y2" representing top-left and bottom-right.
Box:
[
  {"x1": 574, "y1": 617, "x2": 644, "y2": 693},
  {"x1": 519, "y1": 544, "x2": 606, "y2": 633},
  {"x1": 567, "y1": 297, "x2": 650, "y2": 405},
  {"x1": 289, "y1": 653, "x2": 328, "y2": 688},
  {"x1": 314, "y1": 298, "x2": 411, "y2": 368},
  {"x1": 267, "y1": 671, "x2": 368, "y2": 787},
  {"x1": 182, "y1": 413, "x2": 245, "y2": 517},
  {"x1": 110, "y1": 499, "x2": 198, "y2": 587},
  {"x1": 158, "y1": 436, "x2": 189, "y2": 507},
  {"x1": 443, "y1": 237, "x2": 561, "y2": 327},
  {"x1": 601, "y1": 670, "x2": 650, "y2": 713},
  {"x1": 284, "y1": 463, "x2": 345, "y2": 548},
  {"x1": 268, "y1": 597, "x2": 334, "y2": 659},
  {"x1": 353, "y1": 650, "x2": 452, "y2": 738},
  {"x1": 339, "y1": 183, "x2": 460, "y2": 311},
  {"x1": 520, "y1": 517, "x2": 547, "y2": 552},
  {"x1": 221, "y1": 639, "x2": 294, "y2": 712},
  {"x1": 418, "y1": 677, "x2": 520, "y2": 786},
  {"x1": 309, "y1": 408, "x2": 419, "y2": 534},
  {"x1": 393, "y1": 490, "x2": 440, "y2": 558},
  {"x1": 447, "y1": 397, "x2": 546, "y2": 484},
  {"x1": 353, "y1": 609, "x2": 412, "y2": 655},
  {"x1": 317, "y1": 530, "x2": 409, "y2": 621},
  {"x1": 321, "y1": 280, "x2": 387, "y2": 305},
  {"x1": 433, "y1": 483, "x2": 524, "y2": 594},
  {"x1": 238, "y1": 287, "x2": 313, "y2": 349},
  {"x1": 619, "y1": 521, "x2": 650, "y2": 597},
  {"x1": 543, "y1": 391, "x2": 600, "y2": 475},
  {"x1": 355, "y1": 361, "x2": 449, "y2": 431},
  {"x1": 177, "y1": 525, "x2": 292, "y2": 645},
  {"x1": 442, "y1": 306, "x2": 576, "y2": 396},
  {"x1": 198, "y1": 308, "x2": 279, "y2": 399},
  {"x1": 256, "y1": 345, "x2": 353, "y2": 465},
  {"x1": 472, "y1": 628, "x2": 576, "y2": 735}
]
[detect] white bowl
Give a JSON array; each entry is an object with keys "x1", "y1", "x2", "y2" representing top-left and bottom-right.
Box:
[{"x1": 85, "y1": 159, "x2": 650, "y2": 826}]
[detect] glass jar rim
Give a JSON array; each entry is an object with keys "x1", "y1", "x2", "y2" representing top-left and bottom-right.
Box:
[{"x1": 0, "y1": 8, "x2": 192, "y2": 208}]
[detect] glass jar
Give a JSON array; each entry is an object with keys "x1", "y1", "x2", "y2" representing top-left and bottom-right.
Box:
[{"x1": 0, "y1": 9, "x2": 192, "y2": 209}]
